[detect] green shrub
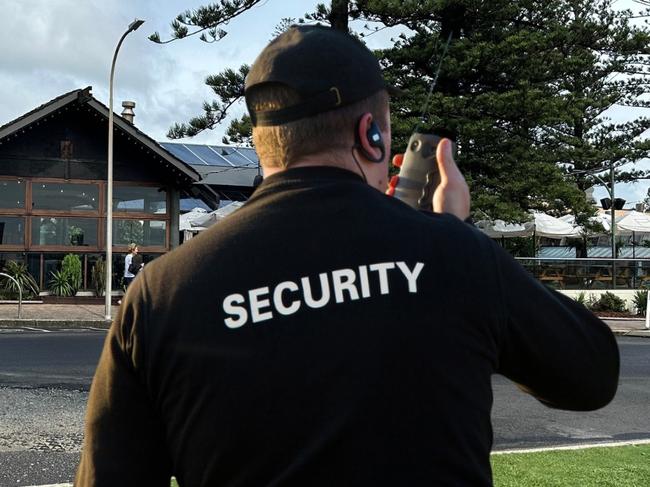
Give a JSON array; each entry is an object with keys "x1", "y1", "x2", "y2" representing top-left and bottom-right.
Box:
[
  {"x1": 586, "y1": 294, "x2": 599, "y2": 311},
  {"x1": 575, "y1": 292, "x2": 586, "y2": 306},
  {"x1": 1, "y1": 260, "x2": 40, "y2": 299},
  {"x1": 61, "y1": 253, "x2": 82, "y2": 294},
  {"x1": 633, "y1": 290, "x2": 648, "y2": 316},
  {"x1": 591, "y1": 292, "x2": 626, "y2": 313},
  {"x1": 48, "y1": 269, "x2": 75, "y2": 297}
]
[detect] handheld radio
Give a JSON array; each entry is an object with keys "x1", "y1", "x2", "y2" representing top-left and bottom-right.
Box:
[{"x1": 388, "y1": 33, "x2": 454, "y2": 211}]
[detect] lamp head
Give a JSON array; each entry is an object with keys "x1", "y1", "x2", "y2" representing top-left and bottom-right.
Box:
[{"x1": 128, "y1": 19, "x2": 145, "y2": 32}]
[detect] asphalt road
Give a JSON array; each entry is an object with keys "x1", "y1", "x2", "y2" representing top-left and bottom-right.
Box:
[
  {"x1": 0, "y1": 329, "x2": 105, "y2": 390},
  {"x1": 0, "y1": 331, "x2": 647, "y2": 485},
  {"x1": 492, "y1": 337, "x2": 650, "y2": 450}
]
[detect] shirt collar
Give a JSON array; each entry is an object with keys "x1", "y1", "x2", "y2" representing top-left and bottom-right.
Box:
[{"x1": 254, "y1": 165, "x2": 365, "y2": 194}]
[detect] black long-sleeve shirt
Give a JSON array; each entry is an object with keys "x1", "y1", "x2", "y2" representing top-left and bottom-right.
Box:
[{"x1": 76, "y1": 166, "x2": 619, "y2": 486}]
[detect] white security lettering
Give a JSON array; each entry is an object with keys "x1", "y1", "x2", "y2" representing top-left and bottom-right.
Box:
[
  {"x1": 332, "y1": 268, "x2": 360, "y2": 303},
  {"x1": 358, "y1": 265, "x2": 371, "y2": 298},
  {"x1": 249, "y1": 287, "x2": 273, "y2": 323},
  {"x1": 223, "y1": 293, "x2": 248, "y2": 329},
  {"x1": 369, "y1": 262, "x2": 395, "y2": 295},
  {"x1": 273, "y1": 281, "x2": 301, "y2": 315},
  {"x1": 223, "y1": 261, "x2": 426, "y2": 329},
  {"x1": 302, "y1": 273, "x2": 331, "y2": 309},
  {"x1": 396, "y1": 262, "x2": 425, "y2": 293}
]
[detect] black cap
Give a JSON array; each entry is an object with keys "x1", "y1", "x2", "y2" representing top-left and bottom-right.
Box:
[{"x1": 245, "y1": 25, "x2": 400, "y2": 127}]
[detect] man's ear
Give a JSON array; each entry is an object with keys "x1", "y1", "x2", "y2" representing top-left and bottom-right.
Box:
[{"x1": 355, "y1": 112, "x2": 385, "y2": 163}]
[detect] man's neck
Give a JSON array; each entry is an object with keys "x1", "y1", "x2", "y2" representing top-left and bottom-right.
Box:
[{"x1": 262, "y1": 152, "x2": 361, "y2": 179}]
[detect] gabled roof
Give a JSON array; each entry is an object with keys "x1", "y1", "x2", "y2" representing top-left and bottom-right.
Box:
[
  {"x1": 0, "y1": 86, "x2": 203, "y2": 185},
  {"x1": 0, "y1": 87, "x2": 89, "y2": 140}
]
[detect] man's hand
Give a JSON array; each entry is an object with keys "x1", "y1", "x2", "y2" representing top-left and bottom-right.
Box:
[
  {"x1": 390, "y1": 138, "x2": 471, "y2": 220},
  {"x1": 432, "y1": 138, "x2": 470, "y2": 220}
]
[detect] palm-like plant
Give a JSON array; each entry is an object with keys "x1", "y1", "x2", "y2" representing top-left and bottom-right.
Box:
[
  {"x1": 48, "y1": 269, "x2": 74, "y2": 297},
  {"x1": 1, "y1": 261, "x2": 40, "y2": 299}
]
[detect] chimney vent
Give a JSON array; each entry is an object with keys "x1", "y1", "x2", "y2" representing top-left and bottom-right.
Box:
[{"x1": 121, "y1": 101, "x2": 136, "y2": 124}]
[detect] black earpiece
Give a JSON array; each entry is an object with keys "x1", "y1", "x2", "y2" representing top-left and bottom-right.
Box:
[{"x1": 355, "y1": 117, "x2": 385, "y2": 163}]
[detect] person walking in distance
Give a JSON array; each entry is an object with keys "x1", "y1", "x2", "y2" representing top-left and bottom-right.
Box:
[
  {"x1": 76, "y1": 25, "x2": 619, "y2": 486},
  {"x1": 118, "y1": 243, "x2": 142, "y2": 305},
  {"x1": 122, "y1": 243, "x2": 139, "y2": 289}
]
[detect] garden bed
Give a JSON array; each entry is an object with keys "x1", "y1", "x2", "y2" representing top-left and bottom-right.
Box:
[{"x1": 594, "y1": 311, "x2": 644, "y2": 318}]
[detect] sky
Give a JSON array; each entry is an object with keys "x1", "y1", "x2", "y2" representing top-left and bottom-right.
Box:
[{"x1": 1, "y1": 0, "x2": 650, "y2": 210}]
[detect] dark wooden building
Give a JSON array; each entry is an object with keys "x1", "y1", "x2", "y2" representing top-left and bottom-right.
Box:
[{"x1": 0, "y1": 87, "x2": 218, "y2": 293}]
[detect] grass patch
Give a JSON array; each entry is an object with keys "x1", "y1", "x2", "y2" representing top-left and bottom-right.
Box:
[
  {"x1": 491, "y1": 444, "x2": 650, "y2": 486},
  {"x1": 168, "y1": 445, "x2": 650, "y2": 486}
]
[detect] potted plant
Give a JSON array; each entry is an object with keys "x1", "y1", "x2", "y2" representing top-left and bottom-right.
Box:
[{"x1": 69, "y1": 225, "x2": 84, "y2": 246}]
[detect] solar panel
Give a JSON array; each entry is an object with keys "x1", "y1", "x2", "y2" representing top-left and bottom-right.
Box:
[
  {"x1": 211, "y1": 146, "x2": 255, "y2": 167},
  {"x1": 184, "y1": 144, "x2": 232, "y2": 166},
  {"x1": 161, "y1": 142, "x2": 260, "y2": 168},
  {"x1": 160, "y1": 143, "x2": 207, "y2": 165},
  {"x1": 236, "y1": 147, "x2": 259, "y2": 164}
]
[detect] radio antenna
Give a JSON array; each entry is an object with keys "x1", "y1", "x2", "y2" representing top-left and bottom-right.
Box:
[{"x1": 417, "y1": 31, "x2": 454, "y2": 130}]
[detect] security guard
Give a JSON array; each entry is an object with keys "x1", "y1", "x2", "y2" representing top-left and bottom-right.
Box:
[{"x1": 76, "y1": 26, "x2": 619, "y2": 486}]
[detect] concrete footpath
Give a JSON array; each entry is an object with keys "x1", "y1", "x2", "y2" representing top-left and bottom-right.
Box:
[
  {"x1": 0, "y1": 302, "x2": 648, "y2": 336},
  {"x1": 0, "y1": 303, "x2": 116, "y2": 328}
]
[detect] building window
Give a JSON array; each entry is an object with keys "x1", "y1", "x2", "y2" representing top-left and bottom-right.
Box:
[
  {"x1": 113, "y1": 186, "x2": 167, "y2": 214},
  {"x1": 0, "y1": 179, "x2": 25, "y2": 209},
  {"x1": 0, "y1": 217, "x2": 25, "y2": 245},
  {"x1": 32, "y1": 182, "x2": 99, "y2": 212},
  {"x1": 113, "y1": 219, "x2": 166, "y2": 247},
  {"x1": 42, "y1": 253, "x2": 64, "y2": 290},
  {"x1": 31, "y1": 217, "x2": 98, "y2": 247}
]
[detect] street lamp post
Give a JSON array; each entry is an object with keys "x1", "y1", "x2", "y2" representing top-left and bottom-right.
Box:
[
  {"x1": 610, "y1": 165, "x2": 616, "y2": 266},
  {"x1": 590, "y1": 168, "x2": 617, "y2": 286},
  {"x1": 105, "y1": 19, "x2": 145, "y2": 321}
]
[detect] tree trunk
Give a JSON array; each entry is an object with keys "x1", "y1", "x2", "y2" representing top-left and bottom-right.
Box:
[{"x1": 329, "y1": 0, "x2": 349, "y2": 32}]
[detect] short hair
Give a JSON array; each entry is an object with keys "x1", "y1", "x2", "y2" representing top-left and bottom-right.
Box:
[
  {"x1": 128, "y1": 243, "x2": 137, "y2": 252},
  {"x1": 247, "y1": 84, "x2": 389, "y2": 168}
]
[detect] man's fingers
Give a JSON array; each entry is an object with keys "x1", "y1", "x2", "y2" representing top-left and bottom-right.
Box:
[
  {"x1": 436, "y1": 138, "x2": 460, "y2": 184},
  {"x1": 433, "y1": 138, "x2": 471, "y2": 219},
  {"x1": 392, "y1": 153, "x2": 403, "y2": 168}
]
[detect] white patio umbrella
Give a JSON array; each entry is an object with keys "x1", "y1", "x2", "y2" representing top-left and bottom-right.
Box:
[
  {"x1": 616, "y1": 210, "x2": 650, "y2": 233},
  {"x1": 530, "y1": 212, "x2": 576, "y2": 239},
  {"x1": 179, "y1": 207, "x2": 209, "y2": 231},
  {"x1": 558, "y1": 213, "x2": 611, "y2": 236},
  {"x1": 192, "y1": 201, "x2": 245, "y2": 229},
  {"x1": 475, "y1": 219, "x2": 533, "y2": 238},
  {"x1": 476, "y1": 211, "x2": 577, "y2": 240},
  {"x1": 615, "y1": 210, "x2": 650, "y2": 258}
]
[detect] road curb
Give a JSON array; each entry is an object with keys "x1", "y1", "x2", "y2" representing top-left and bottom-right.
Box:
[
  {"x1": 0, "y1": 319, "x2": 111, "y2": 329},
  {"x1": 611, "y1": 330, "x2": 650, "y2": 338},
  {"x1": 492, "y1": 438, "x2": 650, "y2": 455}
]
